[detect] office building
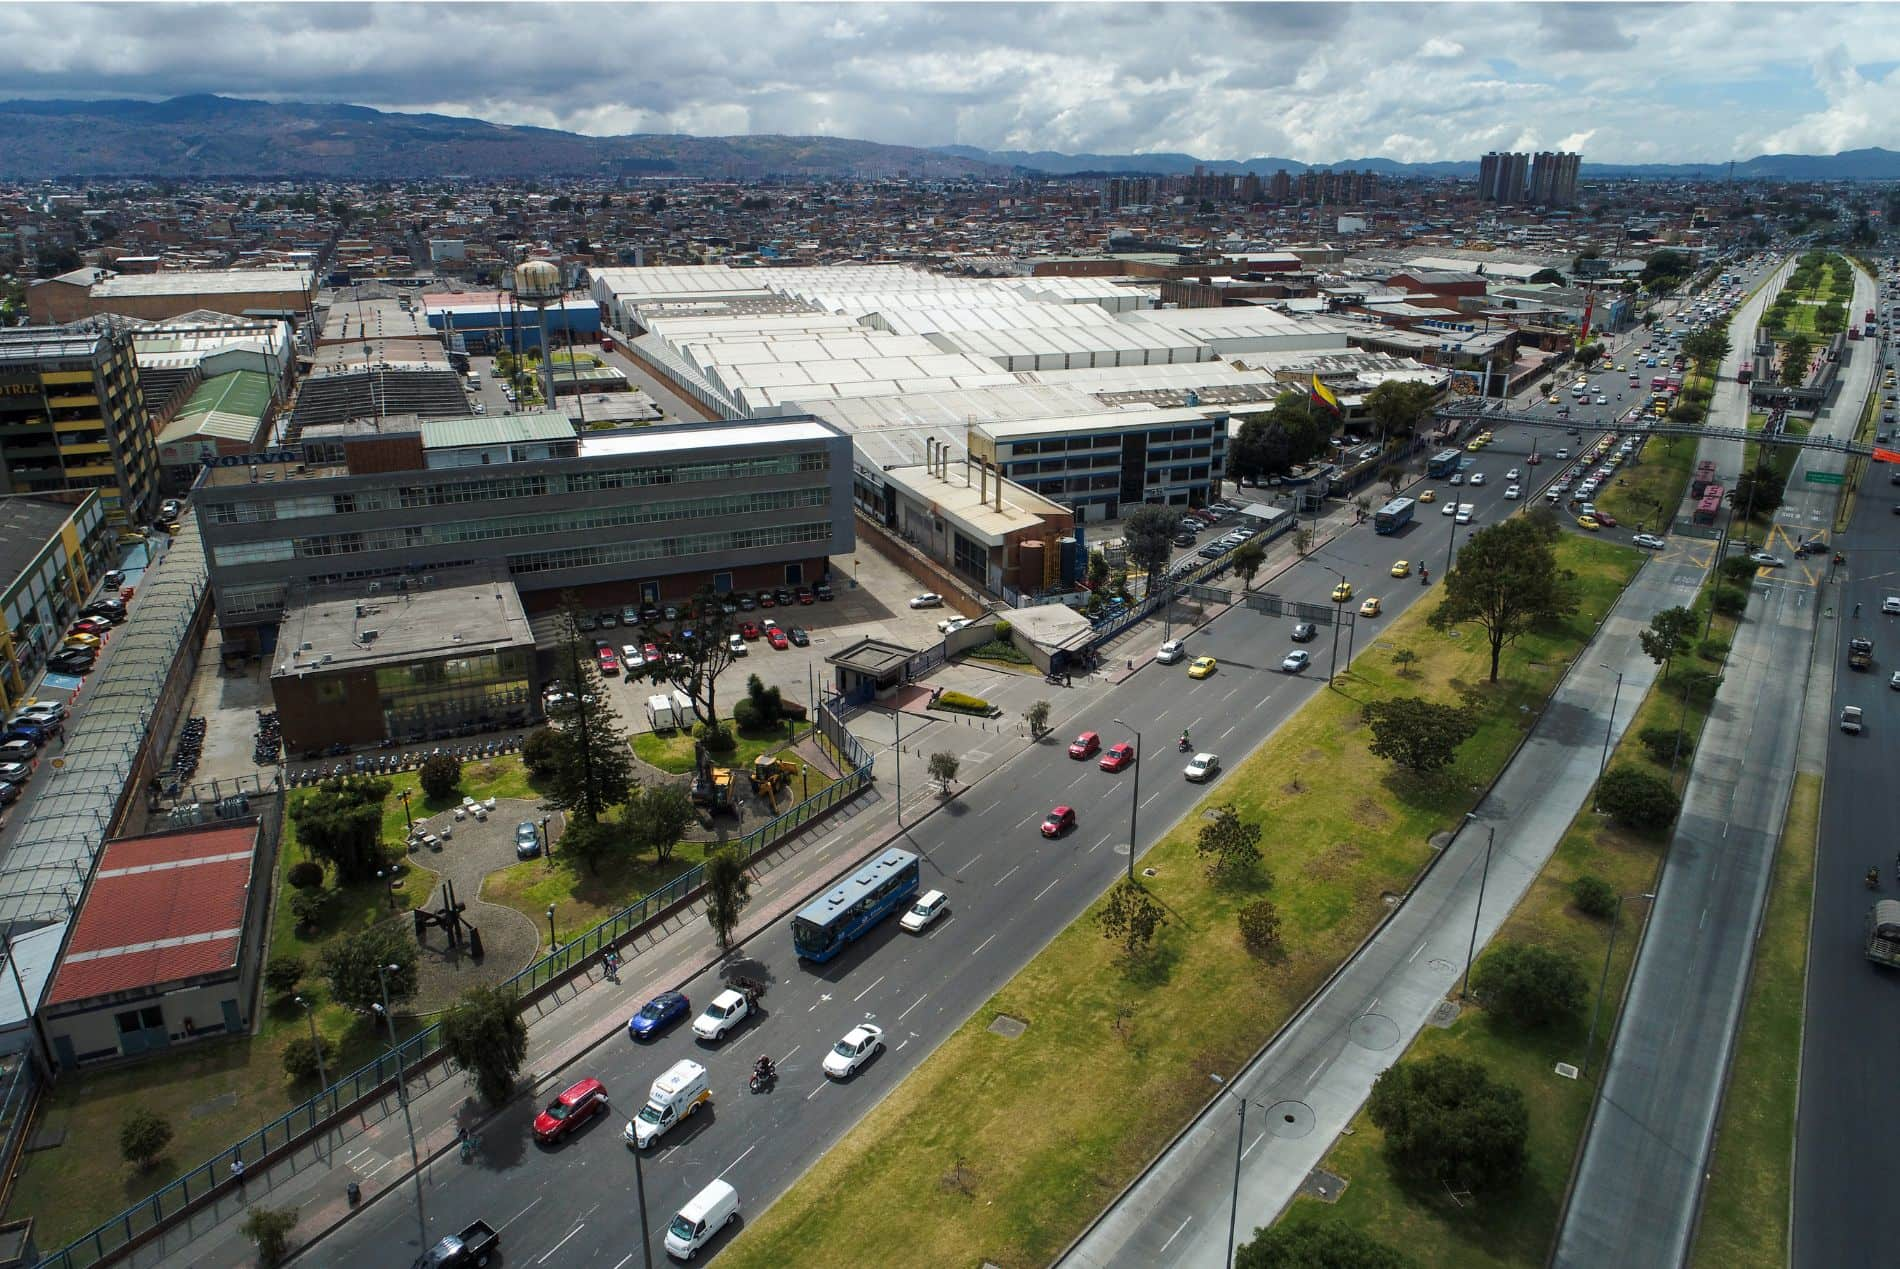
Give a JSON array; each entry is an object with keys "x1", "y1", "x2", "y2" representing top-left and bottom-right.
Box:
[
  {"x1": 196, "y1": 412, "x2": 854, "y2": 644},
  {"x1": 0, "y1": 323, "x2": 160, "y2": 523},
  {"x1": 969, "y1": 404, "x2": 1230, "y2": 522},
  {"x1": 0, "y1": 491, "x2": 112, "y2": 713}
]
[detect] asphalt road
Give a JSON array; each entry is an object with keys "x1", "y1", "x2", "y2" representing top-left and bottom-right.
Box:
[
  {"x1": 309, "y1": 404, "x2": 1571, "y2": 1269},
  {"x1": 1557, "y1": 254, "x2": 1872, "y2": 1265},
  {"x1": 1791, "y1": 299, "x2": 1900, "y2": 1267}
]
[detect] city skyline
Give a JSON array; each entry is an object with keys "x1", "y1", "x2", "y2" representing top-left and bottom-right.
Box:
[{"x1": 2, "y1": 2, "x2": 1898, "y2": 166}]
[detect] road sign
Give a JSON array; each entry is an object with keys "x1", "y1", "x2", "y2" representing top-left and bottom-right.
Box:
[{"x1": 1804, "y1": 471, "x2": 1845, "y2": 486}]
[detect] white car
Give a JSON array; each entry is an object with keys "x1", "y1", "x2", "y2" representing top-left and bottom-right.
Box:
[
  {"x1": 1280, "y1": 650, "x2": 1310, "y2": 673},
  {"x1": 1184, "y1": 752, "x2": 1221, "y2": 783},
  {"x1": 1841, "y1": 705, "x2": 1864, "y2": 734},
  {"x1": 621, "y1": 645, "x2": 644, "y2": 669},
  {"x1": 823, "y1": 1024, "x2": 885, "y2": 1078},
  {"x1": 900, "y1": 889, "x2": 949, "y2": 932},
  {"x1": 1505, "y1": 468, "x2": 1520, "y2": 480},
  {"x1": 1448, "y1": 472, "x2": 1464, "y2": 485},
  {"x1": 937, "y1": 616, "x2": 971, "y2": 634},
  {"x1": 1156, "y1": 639, "x2": 1187, "y2": 665},
  {"x1": 692, "y1": 989, "x2": 750, "y2": 1042},
  {"x1": 908, "y1": 593, "x2": 944, "y2": 609},
  {"x1": 1889, "y1": 670, "x2": 1900, "y2": 691},
  {"x1": 1748, "y1": 552, "x2": 1784, "y2": 568},
  {"x1": 1631, "y1": 534, "x2": 1667, "y2": 550},
  {"x1": 1442, "y1": 499, "x2": 1459, "y2": 516},
  {"x1": 1504, "y1": 485, "x2": 1521, "y2": 500},
  {"x1": 1468, "y1": 472, "x2": 1486, "y2": 486},
  {"x1": 1886, "y1": 596, "x2": 1900, "y2": 615},
  {"x1": 1455, "y1": 505, "x2": 1475, "y2": 524},
  {"x1": 727, "y1": 632, "x2": 748, "y2": 656}
]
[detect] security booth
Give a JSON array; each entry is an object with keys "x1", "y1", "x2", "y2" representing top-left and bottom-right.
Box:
[{"x1": 824, "y1": 638, "x2": 921, "y2": 705}]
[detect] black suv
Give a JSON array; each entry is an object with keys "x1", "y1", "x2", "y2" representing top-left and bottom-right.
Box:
[{"x1": 1291, "y1": 622, "x2": 1318, "y2": 643}]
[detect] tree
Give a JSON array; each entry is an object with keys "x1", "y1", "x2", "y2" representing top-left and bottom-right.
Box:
[
  {"x1": 1780, "y1": 334, "x2": 1813, "y2": 387},
  {"x1": 1528, "y1": 267, "x2": 1566, "y2": 286},
  {"x1": 1362, "y1": 697, "x2": 1480, "y2": 774},
  {"x1": 1391, "y1": 646, "x2": 1419, "y2": 677},
  {"x1": 1237, "y1": 899, "x2": 1284, "y2": 958},
  {"x1": 319, "y1": 924, "x2": 418, "y2": 1013},
  {"x1": 542, "y1": 599, "x2": 636, "y2": 824},
  {"x1": 1379, "y1": 465, "x2": 1406, "y2": 498},
  {"x1": 1640, "y1": 249, "x2": 1692, "y2": 291},
  {"x1": 927, "y1": 751, "x2": 960, "y2": 792},
  {"x1": 1121, "y1": 504, "x2": 1183, "y2": 583},
  {"x1": 263, "y1": 956, "x2": 305, "y2": 999},
  {"x1": 1236, "y1": 1222, "x2": 1413, "y2": 1269},
  {"x1": 1681, "y1": 328, "x2": 1731, "y2": 374},
  {"x1": 290, "y1": 886, "x2": 336, "y2": 934},
  {"x1": 1231, "y1": 416, "x2": 1293, "y2": 483},
  {"x1": 521, "y1": 727, "x2": 560, "y2": 778},
  {"x1": 1471, "y1": 941, "x2": 1589, "y2": 1028},
  {"x1": 1231, "y1": 540, "x2": 1266, "y2": 591},
  {"x1": 440, "y1": 983, "x2": 530, "y2": 1107},
  {"x1": 703, "y1": 845, "x2": 753, "y2": 954},
  {"x1": 1026, "y1": 699, "x2": 1052, "y2": 738},
  {"x1": 1597, "y1": 766, "x2": 1680, "y2": 832},
  {"x1": 625, "y1": 783, "x2": 697, "y2": 863},
  {"x1": 1429, "y1": 512, "x2": 1580, "y2": 682},
  {"x1": 1814, "y1": 303, "x2": 1845, "y2": 336},
  {"x1": 1196, "y1": 805, "x2": 1265, "y2": 883},
  {"x1": 119, "y1": 1107, "x2": 174, "y2": 1169},
  {"x1": 282, "y1": 1034, "x2": 332, "y2": 1082},
  {"x1": 1639, "y1": 606, "x2": 1700, "y2": 684},
  {"x1": 1364, "y1": 380, "x2": 1438, "y2": 442},
  {"x1": 558, "y1": 814, "x2": 622, "y2": 875},
  {"x1": 418, "y1": 752, "x2": 462, "y2": 800},
  {"x1": 288, "y1": 778, "x2": 390, "y2": 883},
  {"x1": 1729, "y1": 464, "x2": 1785, "y2": 518},
  {"x1": 631, "y1": 586, "x2": 742, "y2": 739},
  {"x1": 1366, "y1": 1054, "x2": 1528, "y2": 1192},
  {"x1": 240, "y1": 1205, "x2": 301, "y2": 1268},
  {"x1": 1095, "y1": 878, "x2": 1167, "y2": 958},
  {"x1": 1571, "y1": 874, "x2": 1618, "y2": 920}
]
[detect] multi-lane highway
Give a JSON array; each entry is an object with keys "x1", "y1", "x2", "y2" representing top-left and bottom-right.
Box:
[
  {"x1": 313, "y1": 403, "x2": 1581, "y2": 1268},
  {"x1": 1792, "y1": 275, "x2": 1900, "y2": 1269}
]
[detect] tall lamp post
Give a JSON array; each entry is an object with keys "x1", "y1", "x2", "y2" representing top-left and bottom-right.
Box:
[
  {"x1": 398, "y1": 787, "x2": 413, "y2": 833},
  {"x1": 546, "y1": 903, "x2": 559, "y2": 954},
  {"x1": 1584, "y1": 892, "x2": 1657, "y2": 1073},
  {"x1": 1597, "y1": 664, "x2": 1625, "y2": 782},
  {"x1": 1321, "y1": 567, "x2": 1347, "y2": 684},
  {"x1": 294, "y1": 995, "x2": 331, "y2": 1163},
  {"x1": 373, "y1": 963, "x2": 427, "y2": 1255},
  {"x1": 1208, "y1": 1073, "x2": 1248, "y2": 1268},
  {"x1": 632, "y1": 1137, "x2": 655, "y2": 1269},
  {"x1": 1114, "y1": 718, "x2": 1142, "y2": 883},
  {"x1": 1460, "y1": 812, "x2": 1497, "y2": 1000}
]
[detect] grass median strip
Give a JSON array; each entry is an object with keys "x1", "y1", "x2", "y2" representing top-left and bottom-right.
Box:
[
  {"x1": 719, "y1": 536, "x2": 1641, "y2": 1268},
  {"x1": 1688, "y1": 772, "x2": 1817, "y2": 1269}
]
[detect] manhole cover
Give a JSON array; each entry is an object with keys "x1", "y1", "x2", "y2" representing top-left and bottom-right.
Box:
[
  {"x1": 1263, "y1": 1100, "x2": 1315, "y2": 1140},
  {"x1": 1142, "y1": 867, "x2": 1158, "y2": 878},
  {"x1": 1349, "y1": 1012, "x2": 1401, "y2": 1051},
  {"x1": 1427, "y1": 1000, "x2": 1461, "y2": 1029},
  {"x1": 1428, "y1": 957, "x2": 1457, "y2": 975},
  {"x1": 988, "y1": 1014, "x2": 1027, "y2": 1039},
  {"x1": 1298, "y1": 1168, "x2": 1347, "y2": 1203}
]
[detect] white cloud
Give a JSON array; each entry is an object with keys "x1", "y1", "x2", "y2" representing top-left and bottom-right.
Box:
[{"x1": 0, "y1": 2, "x2": 1893, "y2": 162}]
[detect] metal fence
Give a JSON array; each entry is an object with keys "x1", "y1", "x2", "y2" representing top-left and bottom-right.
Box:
[{"x1": 42, "y1": 701, "x2": 875, "y2": 1269}]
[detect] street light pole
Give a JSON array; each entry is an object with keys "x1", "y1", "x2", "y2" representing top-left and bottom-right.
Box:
[
  {"x1": 374, "y1": 963, "x2": 427, "y2": 1255},
  {"x1": 632, "y1": 1134, "x2": 655, "y2": 1269},
  {"x1": 1322, "y1": 567, "x2": 1346, "y2": 685},
  {"x1": 1114, "y1": 718, "x2": 1142, "y2": 883},
  {"x1": 1460, "y1": 813, "x2": 1496, "y2": 1000},
  {"x1": 294, "y1": 995, "x2": 331, "y2": 1163},
  {"x1": 399, "y1": 788, "x2": 413, "y2": 833},
  {"x1": 893, "y1": 705, "x2": 902, "y2": 828},
  {"x1": 546, "y1": 903, "x2": 559, "y2": 953},
  {"x1": 1208, "y1": 1073, "x2": 1247, "y2": 1269},
  {"x1": 1584, "y1": 892, "x2": 1656, "y2": 1073},
  {"x1": 1598, "y1": 666, "x2": 1625, "y2": 781}
]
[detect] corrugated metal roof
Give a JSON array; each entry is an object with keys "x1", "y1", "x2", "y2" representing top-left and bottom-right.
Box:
[{"x1": 417, "y1": 412, "x2": 576, "y2": 449}]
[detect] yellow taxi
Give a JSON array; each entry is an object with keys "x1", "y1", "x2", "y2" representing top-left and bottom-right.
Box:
[
  {"x1": 1331, "y1": 581, "x2": 1354, "y2": 603},
  {"x1": 1478, "y1": 431, "x2": 1495, "y2": 444},
  {"x1": 1577, "y1": 514, "x2": 1601, "y2": 531},
  {"x1": 1390, "y1": 560, "x2": 1411, "y2": 578},
  {"x1": 1419, "y1": 489, "x2": 1436, "y2": 503},
  {"x1": 61, "y1": 633, "x2": 101, "y2": 650},
  {"x1": 1547, "y1": 395, "x2": 1561, "y2": 404},
  {"x1": 1359, "y1": 597, "x2": 1382, "y2": 617},
  {"x1": 1466, "y1": 439, "x2": 1485, "y2": 452},
  {"x1": 1187, "y1": 656, "x2": 1218, "y2": 680}
]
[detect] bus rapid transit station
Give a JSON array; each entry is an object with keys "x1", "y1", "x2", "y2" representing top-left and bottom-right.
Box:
[{"x1": 791, "y1": 848, "x2": 921, "y2": 963}]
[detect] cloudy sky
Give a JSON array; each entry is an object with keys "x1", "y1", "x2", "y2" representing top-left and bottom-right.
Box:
[{"x1": 5, "y1": 2, "x2": 1899, "y2": 162}]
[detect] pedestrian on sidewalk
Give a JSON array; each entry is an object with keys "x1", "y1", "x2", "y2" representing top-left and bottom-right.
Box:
[{"x1": 229, "y1": 1157, "x2": 245, "y2": 1187}]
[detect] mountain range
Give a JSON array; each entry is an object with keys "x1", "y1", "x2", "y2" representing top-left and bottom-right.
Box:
[{"x1": 2, "y1": 94, "x2": 1898, "y2": 183}]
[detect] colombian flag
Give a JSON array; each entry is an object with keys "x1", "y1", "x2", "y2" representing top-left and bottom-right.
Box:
[{"x1": 1309, "y1": 373, "x2": 1341, "y2": 416}]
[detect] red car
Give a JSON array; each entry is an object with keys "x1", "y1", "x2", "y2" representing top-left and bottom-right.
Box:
[
  {"x1": 643, "y1": 642, "x2": 661, "y2": 663},
  {"x1": 1593, "y1": 509, "x2": 1618, "y2": 527},
  {"x1": 796, "y1": 587, "x2": 815, "y2": 605},
  {"x1": 70, "y1": 617, "x2": 112, "y2": 636},
  {"x1": 533, "y1": 1077, "x2": 608, "y2": 1143},
  {"x1": 1041, "y1": 805, "x2": 1076, "y2": 838},
  {"x1": 757, "y1": 591, "x2": 776, "y2": 609},
  {"x1": 1068, "y1": 731, "x2": 1100, "y2": 759},
  {"x1": 740, "y1": 621, "x2": 761, "y2": 640},
  {"x1": 766, "y1": 627, "x2": 789, "y2": 650},
  {"x1": 1099, "y1": 741, "x2": 1135, "y2": 772},
  {"x1": 596, "y1": 646, "x2": 619, "y2": 676}
]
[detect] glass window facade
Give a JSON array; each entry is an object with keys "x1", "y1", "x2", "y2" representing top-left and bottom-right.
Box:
[{"x1": 374, "y1": 647, "x2": 532, "y2": 738}]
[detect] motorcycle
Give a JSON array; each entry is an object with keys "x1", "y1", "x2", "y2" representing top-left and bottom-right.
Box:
[
  {"x1": 1868, "y1": 867, "x2": 1881, "y2": 891},
  {"x1": 749, "y1": 1061, "x2": 777, "y2": 1094},
  {"x1": 1177, "y1": 736, "x2": 1192, "y2": 753}
]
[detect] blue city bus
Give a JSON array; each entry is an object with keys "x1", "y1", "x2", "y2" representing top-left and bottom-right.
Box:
[
  {"x1": 1373, "y1": 497, "x2": 1415, "y2": 534},
  {"x1": 791, "y1": 848, "x2": 921, "y2": 963},
  {"x1": 1426, "y1": 449, "x2": 1462, "y2": 478}
]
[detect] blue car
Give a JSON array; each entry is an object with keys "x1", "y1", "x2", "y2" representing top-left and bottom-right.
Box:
[{"x1": 628, "y1": 991, "x2": 690, "y2": 1040}]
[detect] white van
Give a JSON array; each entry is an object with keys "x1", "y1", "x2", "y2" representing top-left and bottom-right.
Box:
[
  {"x1": 664, "y1": 1177, "x2": 738, "y2": 1260},
  {"x1": 625, "y1": 1059, "x2": 710, "y2": 1149}
]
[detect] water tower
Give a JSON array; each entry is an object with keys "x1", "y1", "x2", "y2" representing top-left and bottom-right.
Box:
[{"x1": 513, "y1": 259, "x2": 563, "y2": 409}]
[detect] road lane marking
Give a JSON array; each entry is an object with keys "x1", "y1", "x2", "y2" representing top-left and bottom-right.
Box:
[
  {"x1": 1159, "y1": 1216, "x2": 1194, "y2": 1252},
  {"x1": 612, "y1": 1256, "x2": 634, "y2": 1269},
  {"x1": 993, "y1": 865, "x2": 1020, "y2": 887},
  {"x1": 1219, "y1": 723, "x2": 1236, "y2": 739},
  {"x1": 1143, "y1": 789, "x2": 1167, "y2": 808},
  {"x1": 1408, "y1": 939, "x2": 1427, "y2": 964},
  {"x1": 1033, "y1": 877, "x2": 1060, "y2": 902},
  {"x1": 362, "y1": 1158, "x2": 393, "y2": 1178},
  {"x1": 853, "y1": 975, "x2": 885, "y2": 1002},
  {"x1": 972, "y1": 933, "x2": 997, "y2": 958},
  {"x1": 898, "y1": 994, "x2": 929, "y2": 1022},
  {"x1": 1016, "y1": 811, "x2": 1037, "y2": 829},
  {"x1": 718, "y1": 1143, "x2": 757, "y2": 1178},
  {"x1": 1242, "y1": 1130, "x2": 1267, "y2": 1161},
  {"x1": 498, "y1": 1198, "x2": 542, "y2": 1232},
  {"x1": 539, "y1": 1225, "x2": 586, "y2": 1263},
  {"x1": 1089, "y1": 833, "x2": 1110, "y2": 853}
]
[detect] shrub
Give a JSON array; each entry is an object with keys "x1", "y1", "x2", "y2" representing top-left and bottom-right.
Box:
[
  {"x1": 1472, "y1": 941, "x2": 1589, "y2": 1028},
  {"x1": 418, "y1": 752, "x2": 462, "y2": 800},
  {"x1": 700, "y1": 722, "x2": 736, "y2": 755},
  {"x1": 281, "y1": 1034, "x2": 333, "y2": 1082},
  {"x1": 1237, "y1": 899, "x2": 1283, "y2": 957},
  {"x1": 731, "y1": 698, "x2": 765, "y2": 732},
  {"x1": 263, "y1": 956, "x2": 305, "y2": 998},
  {"x1": 289, "y1": 887, "x2": 335, "y2": 934},
  {"x1": 1571, "y1": 874, "x2": 1619, "y2": 920},
  {"x1": 1367, "y1": 1054, "x2": 1527, "y2": 1192},
  {"x1": 968, "y1": 639, "x2": 1029, "y2": 664},
  {"x1": 934, "y1": 689, "x2": 991, "y2": 714},
  {"x1": 744, "y1": 674, "x2": 783, "y2": 725},
  {"x1": 1699, "y1": 638, "x2": 1730, "y2": 660},
  {"x1": 1236, "y1": 1223, "x2": 1414, "y2": 1269},
  {"x1": 1719, "y1": 555, "x2": 1761, "y2": 582},
  {"x1": 521, "y1": 727, "x2": 560, "y2": 778},
  {"x1": 119, "y1": 1107, "x2": 174, "y2": 1169},
  {"x1": 241, "y1": 1205, "x2": 300, "y2": 1268},
  {"x1": 1598, "y1": 765, "x2": 1681, "y2": 832},
  {"x1": 991, "y1": 618, "x2": 1012, "y2": 640},
  {"x1": 1638, "y1": 725, "x2": 1678, "y2": 765},
  {"x1": 1710, "y1": 585, "x2": 1749, "y2": 616},
  {"x1": 286, "y1": 860, "x2": 325, "y2": 889}
]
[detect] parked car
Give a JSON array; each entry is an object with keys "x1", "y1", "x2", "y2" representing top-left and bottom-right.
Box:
[
  {"x1": 1156, "y1": 638, "x2": 1186, "y2": 664},
  {"x1": 788, "y1": 627, "x2": 810, "y2": 647},
  {"x1": 514, "y1": 821, "x2": 542, "y2": 860},
  {"x1": 908, "y1": 593, "x2": 944, "y2": 609}
]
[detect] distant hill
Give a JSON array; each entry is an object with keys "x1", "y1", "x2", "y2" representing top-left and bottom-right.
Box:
[{"x1": 0, "y1": 95, "x2": 1895, "y2": 182}]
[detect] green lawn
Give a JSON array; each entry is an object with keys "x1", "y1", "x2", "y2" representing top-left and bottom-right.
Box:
[
  {"x1": 483, "y1": 836, "x2": 715, "y2": 932},
  {"x1": 1597, "y1": 431, "x2": 1697, "y2": 533},
  {"x1": 1283, "y1": 573, "x2": 1736, "y2": 1264},
  {"x1": 1690, "y1": 772, "x2": 1816, "y2": 1269},
  {"x1": 631, "y1": 715, "x2": 809, "y2": 774},
  {"x1": 718, "y1": 536, "x2": 1643, "y2": 1269}
]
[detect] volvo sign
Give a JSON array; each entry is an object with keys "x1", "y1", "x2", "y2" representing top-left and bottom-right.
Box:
[{"x1": 202, "y1": 449, "x2": 302, "y2": 468}]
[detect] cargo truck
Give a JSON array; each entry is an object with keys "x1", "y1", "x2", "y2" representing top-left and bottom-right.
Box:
[{"x1": 1866, "y1": 900, "x2": 1900, "y2": 968}]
